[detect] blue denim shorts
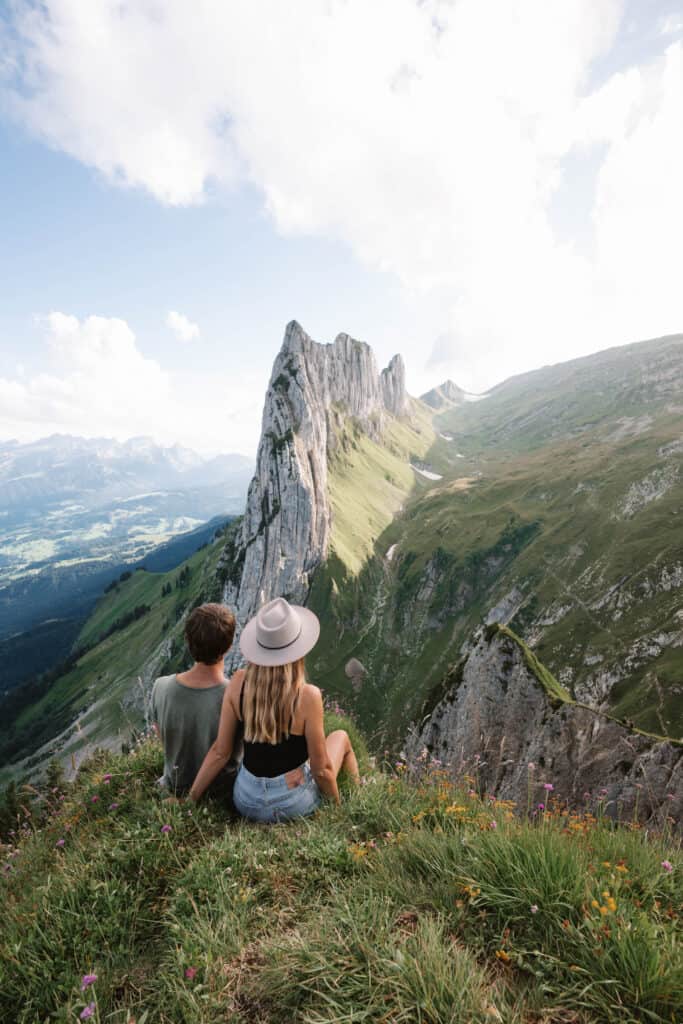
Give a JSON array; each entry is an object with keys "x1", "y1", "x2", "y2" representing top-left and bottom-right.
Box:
[{"x1": 233, "y1": 762, "x2": 322, "y2": 823}]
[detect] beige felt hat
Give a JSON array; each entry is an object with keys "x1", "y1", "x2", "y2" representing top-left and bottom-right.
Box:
[{"x1": 239, "y1": 597, "x2": 320, "y2": 667}]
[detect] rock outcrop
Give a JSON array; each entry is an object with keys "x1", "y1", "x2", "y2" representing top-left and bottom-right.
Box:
[
  {"x1": 405, "y1": 624, "x2": 682, "y2": 825},
  {"x1": 221, "y1": 320, "x2": 407, "y2": 666},
  {"x1": 420, "y1": 379, "x2": 466, "y2": 410}
]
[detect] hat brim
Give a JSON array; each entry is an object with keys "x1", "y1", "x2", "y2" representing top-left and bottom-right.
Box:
[{"x1": 239, "y1": 604, "x2": 321, "y2": 667}]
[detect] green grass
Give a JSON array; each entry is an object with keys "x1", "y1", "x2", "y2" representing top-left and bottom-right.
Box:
[
  {"x1": 310, "y1": 389, "x2": 683, "y2": 745},
  {"x1": 0, "y1": 535, "x2": 230, "y2": 781},
  {"x1": 326, "y1": 399, "x2": 435, "y2": 575},
  {"x1": 1, "y1": 732, "x2": 680, "y2": 1023}
]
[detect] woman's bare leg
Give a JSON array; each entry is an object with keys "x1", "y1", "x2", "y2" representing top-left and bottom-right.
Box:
[{"x1": 325, "y1": 729, "x2": 360, "y2": 783}]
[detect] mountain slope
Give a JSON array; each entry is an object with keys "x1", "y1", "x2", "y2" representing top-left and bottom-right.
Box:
[
  {"x1": 0, "y1": 523, "x2": 239, "y2": 780},
  {"x1": 305, "y1": 334, "x2": 683, "y2": 747}
]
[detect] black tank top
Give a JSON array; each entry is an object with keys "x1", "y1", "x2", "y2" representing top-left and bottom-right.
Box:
[{"x1": 239, "y1": 682, "x2": 309, "y2": 778}]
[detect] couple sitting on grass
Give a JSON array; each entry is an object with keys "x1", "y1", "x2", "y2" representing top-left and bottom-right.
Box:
[{"x1": 151, "y1": 598, "x2": 359, "y2": 822}]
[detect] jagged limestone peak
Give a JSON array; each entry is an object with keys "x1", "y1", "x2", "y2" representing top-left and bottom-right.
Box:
[{"x1": 222, "y1": 321, "x2": 409, "y2": 667}]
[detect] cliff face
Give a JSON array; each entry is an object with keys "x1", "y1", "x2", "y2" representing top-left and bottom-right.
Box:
[
  {"x1": 405, "y1": 625, "x2": 682, "y2": 825},
  {"x1": 221, "y1": 321, "x2": 407, "y2": 664}
]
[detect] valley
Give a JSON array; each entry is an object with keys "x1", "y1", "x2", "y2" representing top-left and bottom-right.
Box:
[{"x1": 2, "y1": 325, "x2": 681, "y2": 808}]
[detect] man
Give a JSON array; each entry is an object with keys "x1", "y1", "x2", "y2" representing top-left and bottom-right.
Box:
[{"x1": 151, "y1": 602, "x2": 242, "y2": 802}]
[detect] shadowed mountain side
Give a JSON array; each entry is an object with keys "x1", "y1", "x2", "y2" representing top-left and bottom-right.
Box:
[{"x1": 405, "y1": 624, "x2": 682, "y2": 826}]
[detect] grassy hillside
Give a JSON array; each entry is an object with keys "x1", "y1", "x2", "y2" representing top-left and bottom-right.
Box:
[
  {"x1": 1, "y1": 728, "x2": 680, "y2": 1023},
  {"x1": 309, "y1": 336, "x2": 683, "y2": 747},
  {"x1": 0, "y1": 526, "x2": 235, "y2": 782}
]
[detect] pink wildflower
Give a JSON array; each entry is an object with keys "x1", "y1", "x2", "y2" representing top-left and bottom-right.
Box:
[
  {"x1": 490, "y1": 820, "x2": 498, "y2": 830},
  {"x1": 55, "y1": 838, "x2": 65, "y2": 848},
  {"x1": 91, "y1": 795, "x2": 99, "y2": 804},
  {"x1": 530, "y1": 904, "x2": 539, "y2": 914},
  {"x1": 537, "y1": 803, "x2": 545, "y2": 811},
  {"x1": 543, "y1": 783, "x2": 554, "y2": 792},
  {"x1": 661, "y1": 860, "x2": 673, "y2": 873},
  {"x1": 185, "y1": 966, "x2": 197, "y2": 980},
  {"x1": 161, "y1": 824, "x2": 172, "y2": 834},
  {"x1": 109, "y1": 803, "x2": 119, "y2": 811},
  {"x1": 81, "y1": 973, "x2": 98, "y2": 991},
  {"x1": 80, "y1": 1004, "x2": 95, "y2": 1020}
]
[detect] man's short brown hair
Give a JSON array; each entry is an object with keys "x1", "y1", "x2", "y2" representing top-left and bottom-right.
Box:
[{"x1": 185, "y1": 603, "x2": 236, "y2": 664}]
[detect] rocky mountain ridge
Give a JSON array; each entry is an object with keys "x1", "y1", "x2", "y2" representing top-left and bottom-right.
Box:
[
  {"x1": 220, "y1": 320, "x2": 409, "y2": 664},
  {"x1": 420, "y1": 379, "x2": 466, "y2": 410},
  {"x1": 405, "y1": 623, "x2": 682, "y2": 825}
]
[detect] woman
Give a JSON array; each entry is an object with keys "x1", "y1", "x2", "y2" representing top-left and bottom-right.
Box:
[{"x1": 189, "y1": 597, "x2": 359, "y2": 820}]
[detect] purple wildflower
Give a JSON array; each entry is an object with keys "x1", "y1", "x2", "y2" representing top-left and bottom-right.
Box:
[
  {"x1": 543, "y1": 783, "x2": 554, "y2": 792},
  {"x1": 185, "y1": 966, "x2": 197, "y2": 980},
  {"x1": 80, "y1": 1003, "x2": 95, "y2": 1020},
  {"x1": 109, "y1": 803, "x2": 119, "y2": 811},
  {"x1": 56, "y1": 838, "x2": 65, "y2": 848},
  {"x1": 91, "y1": 795, "x2": 99, "y2": 804},
  {"x1": 81, "y1": 973, "x2": 98, "y2": 991},
  {"x1": 537, "y1": 802, "x2": 545, "y2": 811},
  {"x1": 661, "y1": 860, "x2": 673, "y2": 873},
  {"x1": 161, "y1": 824, "x2": 172, "y2": 834},
  {"x1": 102, "y1": 774, "x2": 112, "y2": 784}
]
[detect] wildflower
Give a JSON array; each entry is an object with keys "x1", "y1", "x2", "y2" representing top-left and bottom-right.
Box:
[
  {"x1": 599, "y1": 905, "x2": 609, "y2": 916},
  {"x1": 109, "y1": 803, "x2": 119, "y2": 811},
  {"x1": 102, "y1": 774, "x2": 112, "y2": 784},
  {"x1": 661, "y1": 860, "x2": 673, "y2": 873},
  {"x1": 185, "y1": 966, "x2": 197, "y2": 980},
  {"x1": 81, "y1": 973, "x2": 98, "y2": 991},
  {"x1": 160, "y1": 824, "x2": 172, "y2": 834},
  {"x1": 615, "y1": 864, "x2": 628, "y2": 873},
  {"x1": 527, "y1": 762, "x2": 535, "y2": 770},
  {"x1": 80, "y1": 1004, "x2": 95, "y2": 1020},
  {"x1": 591, "y1": 900, "x2": 599, "y2": 909},
  {"x1": 91, "y1": 795, "x2": 99, "y2": 804},
  {"x1": 537, "y1": 803, "x2": 545, "y2": 811},
  {"x1": 602, "y1": 861, "x2": 611, "y2": 868},
  {"x1": 489, "y1": 820, "x2": 498, "y2": 830},
  {"x1": 598, "y1": 788, "x2": 608, "y2": 797},
  {"x1": 530, "y1": 904, "x2": 538, "y2": 914},
  {"x1": 495, "y1": 949, "x2": 510, "y2": 962},
  {"x1": 543, "y1": 783, "x2": 554, "y2": 792},
  {"x1": 55, "y1": 838, "x2": 65, "y2": 848}
]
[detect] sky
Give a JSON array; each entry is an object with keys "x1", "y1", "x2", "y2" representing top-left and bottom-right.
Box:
[{"x1": 0, "y1": 0, "x2": 681, "y2": 457}]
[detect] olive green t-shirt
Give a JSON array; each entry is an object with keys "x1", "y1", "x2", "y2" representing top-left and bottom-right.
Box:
[{"x1": 151, "y1": 674, "x2": 236, "y2": 794}]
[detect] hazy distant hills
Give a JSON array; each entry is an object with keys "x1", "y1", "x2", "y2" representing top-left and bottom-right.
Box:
[
  {"x1": 0, "y1": 434, "x2": 252, "y2": 514},
  {"x1": 0, "y1": 434, "x2": 253, "y2": 643}
]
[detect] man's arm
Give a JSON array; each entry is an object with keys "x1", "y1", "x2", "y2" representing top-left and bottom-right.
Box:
[
  {"x1": 305, "y1": 687, "x2": 339, "y2": 804},
  {"x1": 189, "y1": 674, "x2": 241, "y2": 802}
]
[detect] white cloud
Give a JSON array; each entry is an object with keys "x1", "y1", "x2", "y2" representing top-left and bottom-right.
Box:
[
  {"x1": 166, "y1": 310, "x2": 200, "y2": 343},
  {"x1": 0, "y1": 313, "x2": 259, "y2": 455},
  {"x1": 1, "y1": 1, "x2": 682, "y2": 393}
]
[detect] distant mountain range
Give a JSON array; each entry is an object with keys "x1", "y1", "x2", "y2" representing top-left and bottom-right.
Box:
[{"x1": 0, "y1": 433, "x2": 253, "y2": 666}]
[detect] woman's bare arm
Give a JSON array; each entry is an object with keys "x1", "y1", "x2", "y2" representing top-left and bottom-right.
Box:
[
  {"x1": 189, "y1": 671, "x2": 243, "y2": 802},
  {"x1": 304, "y1": 686, "x2": 339, "y2": 804}
]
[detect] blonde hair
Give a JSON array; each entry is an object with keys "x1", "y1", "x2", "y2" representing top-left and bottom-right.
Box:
[{"x1": 242, "y1": 657, "x2": 306, "y2": 744}]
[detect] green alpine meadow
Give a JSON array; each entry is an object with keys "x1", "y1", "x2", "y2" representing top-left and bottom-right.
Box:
[{"x1": 1, "y1": 727, "x2": 680, "y2": 1023}]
